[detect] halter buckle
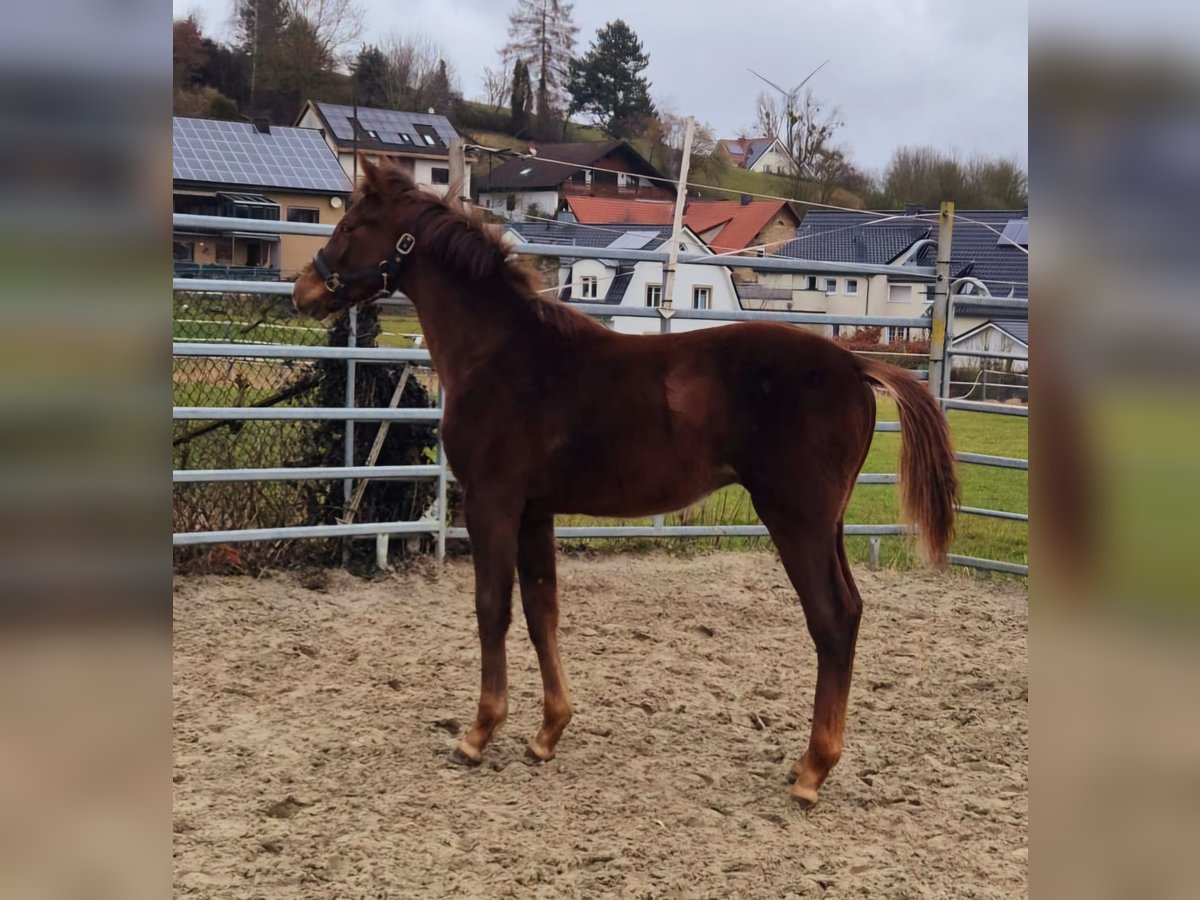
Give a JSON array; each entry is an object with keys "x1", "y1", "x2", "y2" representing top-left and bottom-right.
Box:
[
  {"x1": 396, "y1": 233, "x2": 416, "y2": 255},
  {"x1": 324, "y1": 273, "x2": 343, "y2": 293}
]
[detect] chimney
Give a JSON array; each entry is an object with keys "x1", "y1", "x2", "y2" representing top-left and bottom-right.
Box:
[
  {"x1": 253, "y1": 116, "x2": 271, "y2": 135},
  {"x1": 740, "y1": 194, "x2": 752, "y2": 206}
]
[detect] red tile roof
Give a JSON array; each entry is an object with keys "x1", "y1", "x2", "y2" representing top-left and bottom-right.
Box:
[
  {"x1": 686, "y1": 200, "x2": 797, "y2": 252},
  {"x1": 565, "y1": 196, "x2": 675, "y2": 225},
  {"x1": 566, "y1": 196, "x2": 799, "y2": 253}
]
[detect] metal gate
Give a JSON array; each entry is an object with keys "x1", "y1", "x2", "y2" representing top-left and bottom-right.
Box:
[{"x1": 172, "y1": 210, "x2": 1027, "y2": 576}]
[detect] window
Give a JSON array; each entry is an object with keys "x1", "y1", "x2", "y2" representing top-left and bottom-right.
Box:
[
  {"x1": 287, "y1": 207, "x2": 319, "y2": 224},
  {"x1": 805, "y1": 275, "x2": 818, "y2": 291},
  {"x1": 887, "y1": 326, "x2": 909, "y2": 343},
  {"x1": 431, "y1": 167, "x2": 450, "y2": 185},
  {"x1": 889, "y1": 284, "x2": 912, "y2": 303},
  {"x1": 693, "y1": 286, "x2": 712, "y2": 310},
  {"x1": 172, "y1": 241, "x2": 194, "y2": 262},
  {"x1": 580, "y1": 276, "x2": 598, "y2": 299},
  {"x1": 822, "y1": 277, "x2": 838, "y2": 293},
  {"x1": 645, "y1": 283, "x2": 663, "y2": 307},
  {"x1": 399, "y1": 134, "x2": 413, "y2": 144},
  {"x1": 506, "y1": 195, "x2": 517, "y2": 212},
  {"x1": 831, "y1": 323, "x2": 841, "y2": 338},
  {"x1": 844, "y1": 278, "x2": 858, "y2": 295}
]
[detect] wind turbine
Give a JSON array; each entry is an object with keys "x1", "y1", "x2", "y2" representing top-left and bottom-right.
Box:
[{"x1": 747, "y1": 60, "x2": 830, "y2": 161}]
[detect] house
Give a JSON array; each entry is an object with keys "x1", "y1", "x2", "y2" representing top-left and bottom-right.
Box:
[
  {"x1": 172, "y1": 116, "x2": 352, "y2": 280},
  {"x1": 746, "y1": 208, "x2": 1028, "y2": 343},
  {"x1": 563, "y1": 196, "x2": 802, "y2": 256},
  {"x1": 950, "y1": 319, "x2": 1029, "y2": 373},
  {"x1": 479, "y1": 141, "x2": 673, "y2": 222},
  {"x1": 716, "y1": 136, "x2": 795, "y2": 175},
  {"x1": 504, "y1": 221, "x2": 741, "y2": 334},
  {"x1": 296, "y1": 101, "x2": 470, "y2": 197}
]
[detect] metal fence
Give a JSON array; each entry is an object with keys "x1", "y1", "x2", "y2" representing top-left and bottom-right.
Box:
[{"x1": 171, "y1": 211, "x2": 1028, "y2": 577}]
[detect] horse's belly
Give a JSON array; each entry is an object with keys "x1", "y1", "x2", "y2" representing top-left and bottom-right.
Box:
[{"x1": 540, "y1": 457, "x2": 737, "y2": 518}]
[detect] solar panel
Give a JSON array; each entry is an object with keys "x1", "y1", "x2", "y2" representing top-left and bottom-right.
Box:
[
  {"x1": 173, "y1": 118, "x2": 352, "y2": 193},
  {"x1": 316, "y1": 103, "x2": 458, "y2": 151},
  {"x1": 999, "y1": 219, "x2": 1028, "y2": 247}
]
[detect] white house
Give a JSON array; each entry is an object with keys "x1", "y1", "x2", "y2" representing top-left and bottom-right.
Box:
[
  {"x1": 950, "y1": 320, "x2": 1028, "y2": 373},
  {"x1": 296, "y1": 101, "x2": 470, "y2": 198},
  {"x1": 504, "y1": 222, "x2": 742, "y2": 334},
  {"x1": 744, "y1": 209, "x2": 1029, "y2": 344},
  {"x1": 716, "y1": 136, "x2": 796, "y2": 176}
]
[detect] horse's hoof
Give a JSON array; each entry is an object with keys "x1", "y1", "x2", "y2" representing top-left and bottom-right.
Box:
[
  {"x1": 790, "y1": 783, "x2": 819, "y2": 808},
  {"x1": 451, "y1": 741, "x2": 482, "y2": 766},
  {"x1": 524, "y1": 741, "x2": 555, "y2": 764}
]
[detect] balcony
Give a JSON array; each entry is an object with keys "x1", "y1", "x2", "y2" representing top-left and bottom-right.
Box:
[{"x1": 173, "y1": 262, "x2": 282, "y2": 282}]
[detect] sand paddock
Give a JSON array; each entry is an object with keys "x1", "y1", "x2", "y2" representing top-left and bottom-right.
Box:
[{"x1": 174, "y1": 551, "x2": 1027, "y2": 898}]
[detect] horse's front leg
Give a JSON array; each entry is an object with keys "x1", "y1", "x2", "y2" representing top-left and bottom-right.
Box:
[
  {"x1": 454, "y1": 488, "x2": 522, "y2": 764},
  {"x1": 518, "y1": 512, "x2": 572, "y2": 761}
]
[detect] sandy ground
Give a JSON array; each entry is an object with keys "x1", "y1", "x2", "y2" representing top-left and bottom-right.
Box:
[{"x1": 174, "y1": 552, "x2": 1027, "y2": 899}]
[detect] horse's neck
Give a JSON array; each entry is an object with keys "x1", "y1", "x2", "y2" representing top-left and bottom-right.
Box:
[{"x1": 404, "y1": 262, "x2": 531, "y2": 395}]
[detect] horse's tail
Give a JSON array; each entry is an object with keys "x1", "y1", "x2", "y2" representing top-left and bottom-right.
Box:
[{"x1": 858, "y1": 357, "x2": 959, "y2": 566}]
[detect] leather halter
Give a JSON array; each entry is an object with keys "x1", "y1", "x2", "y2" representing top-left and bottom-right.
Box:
[{"x1": 312, "y1": 233, "x2": 416, "y2": 307}]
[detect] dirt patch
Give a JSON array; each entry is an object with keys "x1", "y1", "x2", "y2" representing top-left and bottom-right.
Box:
[{"x1": 174, "y1": 552, "x2": 1027, "y2": 898}]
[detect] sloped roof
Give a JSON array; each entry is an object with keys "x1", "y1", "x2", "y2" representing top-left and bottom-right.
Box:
[
  {"x1": 565, "y1": 197, "x2": 796, "y2": 252},
  {"x1": 779, "y1": 208, "x2": 1029, "y2": 297},
  {"x1": 506, "y1": 220, "x2": 672, "y2": 256},
  {"x1": 173, "y1": 117, "x2": 352, "y2": 194},
  {"x1": 565, "y1": 196, "x2": 674, "y2": 224},
  {"x1": 685, "y1": 200, "x2": 796, "y2": 252},
  {"x1": 484, "y1": 141, "x2": 670, "y2": 192},
  {"x1": 718, "y1": 137, "x2": 778, "y2": 169},
  {"x1": 305, "y1": 102, "x2": 460, "y2": 158}
]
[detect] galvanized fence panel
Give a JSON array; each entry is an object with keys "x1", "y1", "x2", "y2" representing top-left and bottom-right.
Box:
[{"x1": 171, "y1": 212, "x2": 1027, "y2": 576}]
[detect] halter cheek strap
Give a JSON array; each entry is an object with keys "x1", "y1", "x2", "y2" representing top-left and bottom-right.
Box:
[{"x1": 312, "y1": 233, "x2": 416, "y2": 306}]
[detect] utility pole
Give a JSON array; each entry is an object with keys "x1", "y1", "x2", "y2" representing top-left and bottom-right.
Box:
[
  {"x1": 929, "y1": 201, "x2": 955, "y2": 402},
  {"x1": 660, "y1": 116, "x2": 695, "y2": 333},
  {"x1": 449, "y1": 136, "x2": 466, "y2": 200}
]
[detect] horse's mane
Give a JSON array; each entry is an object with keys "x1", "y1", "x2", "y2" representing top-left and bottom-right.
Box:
[{"x1": 359, "y1": 162, "x2": 605, "y2": 338}]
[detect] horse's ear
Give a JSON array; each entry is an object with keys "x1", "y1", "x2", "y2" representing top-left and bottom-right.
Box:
[{"x1": 359, "y1": 156, "x2": 379, "y2": 186}]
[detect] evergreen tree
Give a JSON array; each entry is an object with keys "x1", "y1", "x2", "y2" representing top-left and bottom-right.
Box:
[
  {"x1": 568, "y1": 19, "x2": 655, "y2": 138},
  {"x1": 352, "y1": 45, "x2": 390, "y2": 108},
  {"x1": 502, "y1": 0, "x2": 578, "y2": 120},
  {"x1": 235, "y1": 0, "x2": 292, "y2": 107},
  {"x1": 510, "y1": 59, "x2": 532, "y2": 134}
]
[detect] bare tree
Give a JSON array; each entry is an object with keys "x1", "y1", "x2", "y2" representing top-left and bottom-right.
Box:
[
  {"x1": 787, "y1": 89, "x2": 843, "y2": 185},
  {"x1": 380, "y1": 33, "x2": 443, "y2": 110},
  {"x1": 287, "y1": 0, "x2": 363, "y2": 62},
  {"x1": 482, "y1": 65, "x2": 511, "y2": 111},
  {"x1": 754, "y1": 90, "x2": 784, "y2": 141},
  {"x1": 502, "y1": 0, "x2": 578, "y2": 119}
]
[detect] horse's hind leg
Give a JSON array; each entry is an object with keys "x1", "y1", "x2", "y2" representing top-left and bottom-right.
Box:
[
  {"x1": 517, "y1": 512, "x2": 573, "y2": 761},
  {"x1": 757, "y1": 508, "x2": 863, "y2": 806}
]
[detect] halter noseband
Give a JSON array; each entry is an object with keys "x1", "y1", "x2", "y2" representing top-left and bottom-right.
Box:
[{"x1": 312, "y1": 232, "x2": 416, "y2": 306}]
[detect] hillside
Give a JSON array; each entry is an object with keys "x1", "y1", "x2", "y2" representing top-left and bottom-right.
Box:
[{"x1": 454, "y1": 100, "x2": 864, "y2": 209}]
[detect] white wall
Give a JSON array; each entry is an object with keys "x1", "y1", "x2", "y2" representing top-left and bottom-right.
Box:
[
  {"x1": 749, "y1": 144, "x2": 795, "y2": 175},
  {"x1": 479, "y1": 190, "x2": 560, "y2": 222}
]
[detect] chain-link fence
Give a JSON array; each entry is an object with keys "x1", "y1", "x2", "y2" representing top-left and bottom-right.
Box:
[{"x1": 172, "y1": 295, "x2": 438, "y2": 572}]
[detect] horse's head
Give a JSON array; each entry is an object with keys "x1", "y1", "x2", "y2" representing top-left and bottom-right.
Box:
[{"x1": 293, "y1": 158, "x2": 422, "y2": 319}]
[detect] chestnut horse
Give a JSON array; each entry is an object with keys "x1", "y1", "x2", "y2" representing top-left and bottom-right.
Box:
[{"x1": 294, "y1": 160, "x2": 958, "y2": 805}]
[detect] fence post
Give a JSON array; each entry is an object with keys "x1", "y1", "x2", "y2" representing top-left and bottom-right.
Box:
[
  {"x1": 928, "y1": 202, "x2": 954, "y2": 401},
  {"x1": 659, "y1": 116, "x2": 695, "y2": 336},
  {"x1": 342, "y1": 306, "x2": 358, "y2": 567},
  {"x1": 435, "y1": 384, "x2": 448, "y2": 562}
]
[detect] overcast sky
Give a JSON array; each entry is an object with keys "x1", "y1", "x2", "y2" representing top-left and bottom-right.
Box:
[{"x1": 174, "y1": 0, "x2": 1028, "y2": 173}]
